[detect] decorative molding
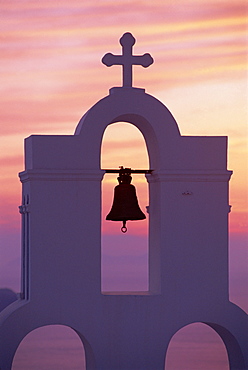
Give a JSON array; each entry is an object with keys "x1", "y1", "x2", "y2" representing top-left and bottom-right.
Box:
[
  {"x1": 19, "y1": 169, "x2": 105, "y2": 183},
  {"x1": 146, "y1": 170, "x2": 233, "y2": 183}
]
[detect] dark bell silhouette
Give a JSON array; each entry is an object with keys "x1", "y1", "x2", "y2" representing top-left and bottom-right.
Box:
[{"x1": 106, "y1": 167, "x2": 146, "y2": 233}]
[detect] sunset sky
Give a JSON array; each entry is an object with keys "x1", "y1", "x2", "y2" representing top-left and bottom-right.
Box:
[{"x1": 0, "y1": 0, "x2": 247, "y2": 367}]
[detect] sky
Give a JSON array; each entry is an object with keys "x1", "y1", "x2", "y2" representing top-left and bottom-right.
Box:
[{"x1": 0, "y1": 0, "x2": 247, "y2": 368}]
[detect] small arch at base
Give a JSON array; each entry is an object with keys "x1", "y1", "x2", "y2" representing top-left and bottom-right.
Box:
[
  {"x1": 165, "y1": 322, "x2": 238, "y2": 370},
  {"x1": 12, "y1": 324, "x2": 95, "y2": 369}
]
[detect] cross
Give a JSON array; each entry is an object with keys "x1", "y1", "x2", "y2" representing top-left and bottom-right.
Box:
[{"x1": 102, "y1": 32, "x2": 153, "y2": 87}]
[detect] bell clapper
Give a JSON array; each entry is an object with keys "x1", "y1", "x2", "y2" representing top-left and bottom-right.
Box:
[{"x1": 121, "y1": 220, "x2": 127, "y2": 233}]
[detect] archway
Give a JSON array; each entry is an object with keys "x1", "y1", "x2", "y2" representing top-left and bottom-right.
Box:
[
  {"x1": 101, "y1": 122, "x2": 149, "y2": 293},
  {"x1": 165, "y1": 322, "x2": 229, "y2": 370},
  {"x1": 12, "y1": 325, "x2": 86, "y2": 369}
]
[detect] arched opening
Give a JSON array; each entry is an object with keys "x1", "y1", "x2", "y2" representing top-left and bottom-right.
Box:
[
  {"x1": 101, "y1": 122, "x2": 149, "y2": 293},
  {"x1": 165, "y1": 323, "x2": 229, "y2": 370},
  {"x1": 12, "y1": 325, "x2": 86, "y2": 369}
]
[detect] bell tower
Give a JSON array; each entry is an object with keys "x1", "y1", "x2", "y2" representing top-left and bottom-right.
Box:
[{"x1": 0, "y1": 33, "x2": 247, "y2": 370}]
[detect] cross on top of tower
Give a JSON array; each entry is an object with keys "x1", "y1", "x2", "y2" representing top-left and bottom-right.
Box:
[{"x1": 102, "y1": 32, "x2": 153, "y2": 88}]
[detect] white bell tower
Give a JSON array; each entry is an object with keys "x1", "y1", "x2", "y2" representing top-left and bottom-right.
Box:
[{"x1": 0, "y1": 32, "x2": 247, "y2": 370}]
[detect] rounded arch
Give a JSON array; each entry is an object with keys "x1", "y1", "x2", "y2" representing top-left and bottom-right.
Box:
[
  {"x1": 101, "y1": 121, "x2": 149, "y2": 291},
  {"x1": 165, "y1": 321, "x2": 246, "y2": 370},
  {"x1": 165, "y1": 322, "x2": 229, "y2": 369},
  {"x1": 12, "y1": 324, "x2": 95, "y2": 370},
  {"x1": 100, "y1": 120, "x2": 149, "y2": 170},
  {"x1": 74, "y1": 88, "x2": 181, "y2": 170},
  {"x1": 204, "y1": 322, "x2": 246, "y2": 370}
]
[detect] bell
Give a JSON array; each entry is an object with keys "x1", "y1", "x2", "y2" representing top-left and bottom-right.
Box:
[{"x1": 106, "y1": 167, "x2": 146, "y2": 233}]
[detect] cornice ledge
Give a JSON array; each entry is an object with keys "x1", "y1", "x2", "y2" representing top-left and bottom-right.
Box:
[
  {"x1": 19, "y1": 169, "x2": 104, "y2": 182},
  {"x1": 146, "y1": 169, "x2": 233, "y2": 183}
]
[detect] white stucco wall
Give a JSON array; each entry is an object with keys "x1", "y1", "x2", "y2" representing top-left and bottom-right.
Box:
[{"x1": 0, "y1": 87, "x2": 247, "y2": 370}]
